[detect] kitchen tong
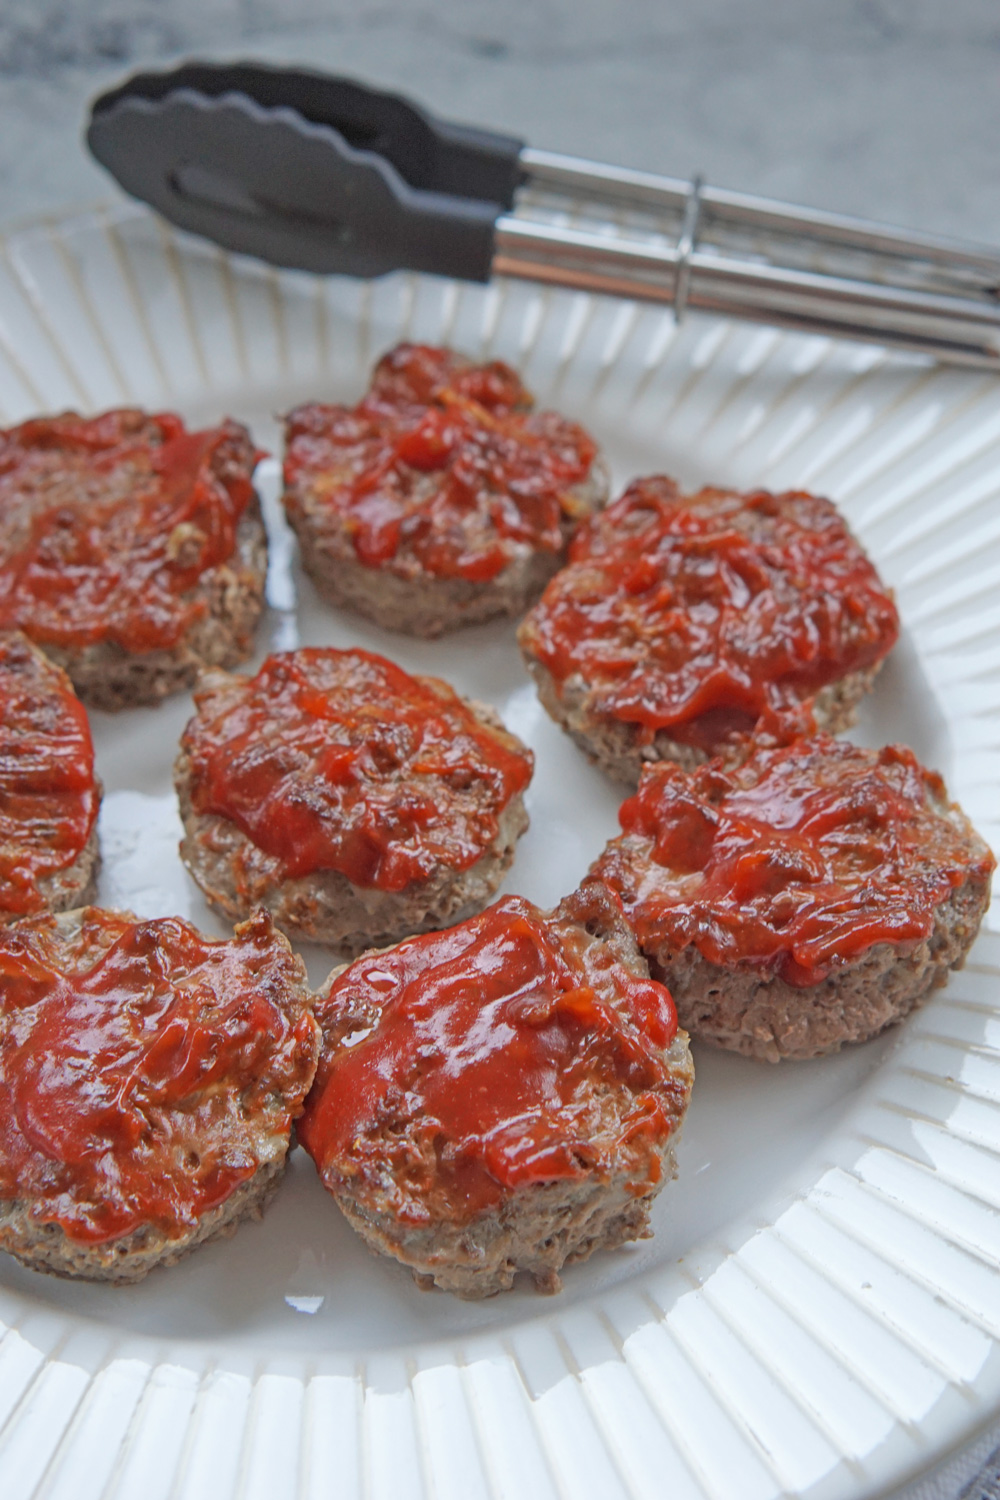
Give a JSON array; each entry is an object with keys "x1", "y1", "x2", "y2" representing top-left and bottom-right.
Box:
[{"x1": 88, "y1": 61, "x2": 1000, "y2": 368}]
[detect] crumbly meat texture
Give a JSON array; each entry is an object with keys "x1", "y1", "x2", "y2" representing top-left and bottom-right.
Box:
[
  {"x1": 0, "y1": 411, "x2": 267, "y2": 711},
  {"x1": 0, "y1": 631, "x2": 101, "y2": 920},
  {"x1": 43, "y1": 497, "x2": 267, "y2": 713},
  {"x1": 282, "y1": 344, "x2": 609, "y2": 636},
  {"x1": 518, "y1": 478, "x2": 898, "y2": 781},
  {"x1": 175, "y1": 652, "x2": 533, "y2": 953},
  {"x1": 33, "y1": 819, "x2": 101, "y2": 917},
  {"x1": 290, "y1": 487, "x2": 608, "y2": 638},
  {"x1": 0, "y1": 1155, "x2": 285, "y2": 1285},
  {"x1": 0, "y1": 907, "x2": 320, "y2": 1283},
  {"x1": 591, "y1": 737, "x2": 995, "y2": 1061},
  {"x1": 657, "y1": 880, "x2": 990, "y2": 1063},
  {"x1": 177, "y1": 753, "x2": 528, "y2": 956},
  {"x1": 523, "y1": 655, "x2": 879, "y2": 786},
  {"x1": 300, "y1": 884, "x2": 694, "y2": 1298}
]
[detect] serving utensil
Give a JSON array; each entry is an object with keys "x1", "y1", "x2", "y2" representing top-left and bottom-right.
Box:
[{"x1": 88, "y1": 61, "x2": 1000, "y2": 368}]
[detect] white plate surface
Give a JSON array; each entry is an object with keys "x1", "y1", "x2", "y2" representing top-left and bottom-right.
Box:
[{"x1": 0, "y1": 201, "x2": 997, "y2": 1500}]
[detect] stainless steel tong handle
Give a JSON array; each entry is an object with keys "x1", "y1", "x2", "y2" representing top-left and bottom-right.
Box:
[
  {"x1": 87, "y1": 62, "x2": 1000, "y2": 369},
  {"x1": 504, "y1": 150, "x2": 1000, "y2": 366}
]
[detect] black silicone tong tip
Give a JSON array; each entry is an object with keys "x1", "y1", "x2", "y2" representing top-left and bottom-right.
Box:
[{"x1": 87, "y1": 61, "x2": 525, "y2": 281}]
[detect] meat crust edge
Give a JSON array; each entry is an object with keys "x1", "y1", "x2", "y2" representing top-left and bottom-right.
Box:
[
  {"x1": 314, "y1": 889, "x2": 694, "y2": 1297},
  {"x1": 0, "y1": 633, "x2": 102, "y2": 921},
  {"x1": 335, "y1": 1034, "x2": 692, "y2": 1299},
  {"x1": 285, "y1": 461, "x2": 610, "y2": 638},
  {"x1": 0, "y1": 904, "x2": 315, "y2": 1282},
  {"x1": 521, "y1": 654, "x2": 881, "y2": 786},
  {"x1": 644, "y1": 863, "x2": 991, "y2": 1063},
  {"x1": 0, "y1": 1155, "x2": 286, "y2": 1285},
  {"x1": 175, "y1": 696, "x2": 531, "y2": 955},
  {"x1": 26, "y1": 814, "x2": 102, "y2": 921},
  {"x1": 38, "y1": 497, "x2": 268, "y2": 712}
]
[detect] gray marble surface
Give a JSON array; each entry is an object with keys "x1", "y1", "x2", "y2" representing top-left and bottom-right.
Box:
[
  {"x1": 0, "y1": 4, "x2": 998, "y2": 1497},
  {"x1": 2, "y1": 0, "x2": 1000, "y2": 243}
]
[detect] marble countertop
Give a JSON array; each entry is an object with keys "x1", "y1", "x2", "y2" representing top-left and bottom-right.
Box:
[
  {"x1": 0, "y1": 4, "x2": 998, "y2": 1497},
  {"x1": 2, "y1": 0, "x2": 1000, "y2": 243}
]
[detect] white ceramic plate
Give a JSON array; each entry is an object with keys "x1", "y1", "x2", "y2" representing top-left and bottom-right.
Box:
[{"x1": 0, "y1": 199, "x2": 996, "y2": 1500}]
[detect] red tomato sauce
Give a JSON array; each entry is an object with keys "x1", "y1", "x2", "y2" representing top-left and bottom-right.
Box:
[
  {"x1": 595, "y1": 736, "x2": 996, "y2": 986},
  {"x1": 0, "y1": 633, "x2": 98, "y2": 916},
  {"x1": 0, "y1": 909, "x2": 317, "y2": 1244},
  {"x1": 520, "y1": 478, "x2": 900, "y2": 752},
  {"x1": 182, "y1": 647, "x2": 533, "y2": 891},
  {"x1": 299, "y1": 894, "x2": 683, "y2": 1224},
  {"x1": 0, "y1": 409, "x2": 258, "y2": 652},
  {"x1": 284, "y1": 344, "x2": 598, "y2": 582}
]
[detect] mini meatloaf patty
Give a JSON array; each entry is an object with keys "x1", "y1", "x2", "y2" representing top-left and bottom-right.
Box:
[
  {"x1": 0, "y1": 907, "x2": 319, "y2": 1282},
  {"x1": 591, "y1": 735, "x2": 995, "y2": 1061},
  {"x1": 0, "y1": 630, "x2": 100, "y2": 920},
  {"x1": 176, "y1": 646, "x2": 534, "y2": 953},
  {"x1": 282, "y1": 343, "x2": 608, "y2": 635},
  {"x1": 298, "y1": 884, "x2": 694, "y2": 1298},
  {"x1": 518, "y1": 477, "x2": 900, "y2": 783},
  {"x1": 0, "y1": 408, "x2": 267, "y2": 709}
]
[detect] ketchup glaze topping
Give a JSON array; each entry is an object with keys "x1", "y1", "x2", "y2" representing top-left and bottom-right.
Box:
[
  {"x1": 0, "y1": 632, "x2": 98, "y2": 916},
  {"x1": 182, "y1": 647, "x2": 534, "y2": 891},
  {"x1": 0, "y1": 909, "x2": 318, "y2": 1244},
  {"x1": 0, "y1": 409, "x2": 258, "y2": 652},
  {"x1": 594, "y1": 735, "x2": 996, "y2": 987},
  {"x1": 298, "y1": 889, "x2": 689, "y2": 1226},
  {"x1": 284, "y1": 344, "x2": 599, "y2": 582},
  {"x1": 518, "y1": 477, "x2": 900, "y2": 753}
]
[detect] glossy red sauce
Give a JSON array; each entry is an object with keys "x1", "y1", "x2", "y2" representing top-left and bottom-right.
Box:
[
  {"x1": 0, "y1": 909, "x2": 317, "y2": 1244},
  {"x1": 0, "y1": 633, "x2": 98, "y2": 916},
  {"x1": 284, "y1": 343, "x2": 598, "y2": 582},
  {"x1": 0, "y1": 409, "x2": 259, "y2": 652},
  {"x1": 183, "y1": 647, "x2": 533, "y2": 891},
  {"x1": 519, "y1": 478, "x2": 900, "y2": 752},
  {"x1": 299, "y1": 894, "x2": 682, "y2": 1224},
  {"x1": 595, "y1": 735, "x2": 996, "y2": 986}
]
